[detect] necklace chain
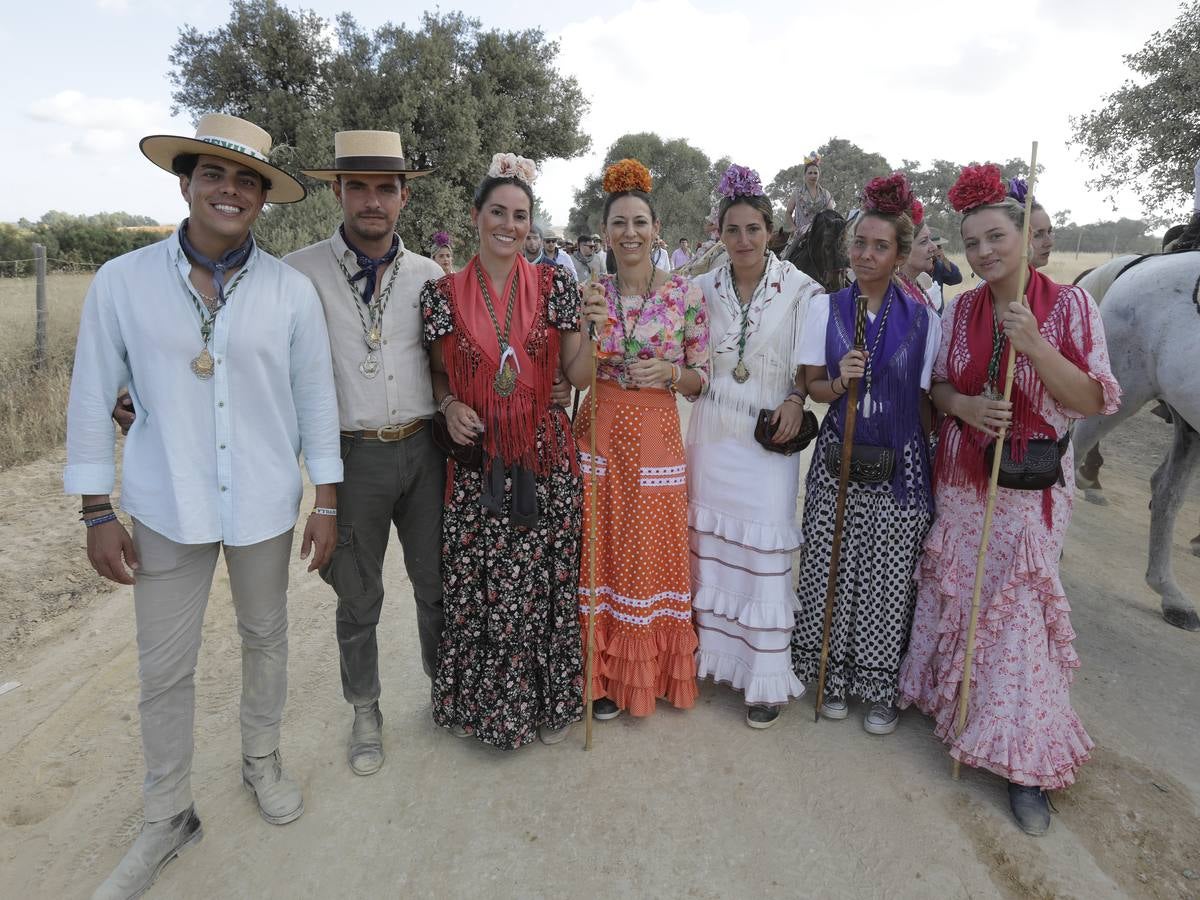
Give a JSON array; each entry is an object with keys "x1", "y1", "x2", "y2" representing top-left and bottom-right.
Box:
[
  {"x1": 181, "y1": 267, "x2": 249, "y2": 346},
  {"x1": 729, "y1": 262, "x2": 769, "y2": 368},
  {"x1": 475, "y1": 264, "x2": 519, "y2": 352},
  {"x1": 859, "y1": 285, "x2": 894, "y2": 395},
  {"x1": 336, "y1": 251, "x2": 401, "y2": 348}
]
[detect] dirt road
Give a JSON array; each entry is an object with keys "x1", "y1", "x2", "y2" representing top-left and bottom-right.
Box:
[{"x1": 1, "y1": 407, "x2": 1197, "y2": 899}]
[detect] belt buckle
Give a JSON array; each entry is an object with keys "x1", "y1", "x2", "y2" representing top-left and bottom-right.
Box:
[{"x1": 376, "y1": 424, "x2": 404, "y2": 442}]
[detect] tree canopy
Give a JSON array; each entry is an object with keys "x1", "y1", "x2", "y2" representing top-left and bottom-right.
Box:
[
  {"x1": 1070, "y1": 0, "x2": 1200, "y2": 222},
  {"x1": 767, "y1": 137, "x2": 891, "y2": 217},
  {"x1": 568, "y1": 133, "x2": 730, "y2": 243},
  {"x1": 169, "y1": 0, "x2": 590, "y2": 256}
]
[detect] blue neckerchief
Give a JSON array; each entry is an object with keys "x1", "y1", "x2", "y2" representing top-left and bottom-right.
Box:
[
  {"x1": 340, "y1": 225, "x2": 399, "y2": 305},
  {"x1": 179, "y1": 219, "x2": 254, "y2": 306}
]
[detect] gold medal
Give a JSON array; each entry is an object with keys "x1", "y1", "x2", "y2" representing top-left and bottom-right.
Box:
[
  {"x1": 367, "y1": 327, "x2": 381, "y2": 348},
  {"x1": 494, "y1": 362, "x2": 517, "y2": 397},
  {"x1": 191, "y1": 347, "x2": 215, "y2": 380},
  {"x1": 732, "y1": 360, "x2": 750, "y2": 383}
]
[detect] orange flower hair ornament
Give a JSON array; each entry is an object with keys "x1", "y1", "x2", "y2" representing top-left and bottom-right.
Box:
[{"x1": 603, "y1": 158, "x2": 653, "y2": 194}]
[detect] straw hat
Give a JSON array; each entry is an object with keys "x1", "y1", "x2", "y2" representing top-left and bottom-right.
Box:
[
  {"x1": 302, "y1": 130, "x2": 434, "y2": 181},
  {"x1": 140, "y1": 113, "x2": 305, "y2": 204}
]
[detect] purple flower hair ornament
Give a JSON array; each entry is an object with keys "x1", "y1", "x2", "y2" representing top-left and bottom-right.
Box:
[
  {"x1": 431, "y1": 230, "x2": 452, "y2": 249},
  {"x1": 1007, "y1": 177, "x2": 1029, "y2": 205},
  {"x1": 717, "y1": 164, "x2": 766, "y2": 199}
]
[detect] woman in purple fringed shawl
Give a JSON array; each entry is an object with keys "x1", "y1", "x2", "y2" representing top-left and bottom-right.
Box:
[{"x1": 790, "y1": 174, "x2": 940, "y2": 736}]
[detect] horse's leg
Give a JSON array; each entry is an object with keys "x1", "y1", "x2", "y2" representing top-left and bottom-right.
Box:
[
  {"x1": 1146, "y1": 412, "x2": 1200, "y2": 631},
  {"x1": 1072, "y1": 389, "x2": 1152, "y2": 505}
]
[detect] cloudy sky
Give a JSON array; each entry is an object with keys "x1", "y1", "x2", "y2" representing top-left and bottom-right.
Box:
[{"x1": 0, "y1": 0, "x2": 1190, "y2": 230}]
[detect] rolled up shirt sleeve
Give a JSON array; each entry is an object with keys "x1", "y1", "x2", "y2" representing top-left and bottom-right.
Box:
[
  {"x1": 64, "y1": 267, "x2": 129, "y2": 495},
  {"x1": 290, "y1": 282, "x2": 343, "y2": 486}
]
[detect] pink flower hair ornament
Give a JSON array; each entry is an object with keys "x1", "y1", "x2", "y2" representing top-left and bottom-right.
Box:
[
  {"x1": 487, "y1": 152, "x2": 538, "y2": 185},
  {"x1": 716, "y1": 164, "x2": 766, "y2": 199}
]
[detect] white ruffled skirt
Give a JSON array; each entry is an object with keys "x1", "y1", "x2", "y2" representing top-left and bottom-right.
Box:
[{"x1": 687, "y1": 437, "x2": 805, "y2": 705}]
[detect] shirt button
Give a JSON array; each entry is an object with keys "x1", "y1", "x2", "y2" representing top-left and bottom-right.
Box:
[
  {"x1": 218, "y1": 401, "x2": 225, "y2": 408},
  {"x1": 383, "y1": 339, "x2": 389, "y2": 346},
  {"x1": 221, "y1": 485, "x2": 228, "y2": 492},
  {"x1": 216, "y1": 358, "x2": 223, "y2": 365},
  {"x1": 388, "y1": 375, "x2": 394, "y2": 381},
  {"x1": 391, "y1": 409, "x2": 397, "y2": 415},
  {"x1": 219, "y1": 444, "x2": 227, "y2": 450}
]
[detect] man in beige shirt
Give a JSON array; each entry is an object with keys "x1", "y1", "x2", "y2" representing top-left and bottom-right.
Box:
[{"x1": 286, "y1": 132, "x2": 446, "y2": 778}]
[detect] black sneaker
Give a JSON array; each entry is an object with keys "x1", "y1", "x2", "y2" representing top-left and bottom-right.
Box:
[
  {"x1": 1008, "y1": 782, "x2": 1051, "y2": 836},
  {"x1": 592, "y1": 698, "x2": 621, "y2": 720},
  {"x1": 745, "y1": 705, "x2": 782, "y2": 729}
]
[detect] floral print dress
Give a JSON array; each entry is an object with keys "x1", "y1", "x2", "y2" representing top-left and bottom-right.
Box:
[{"x1": 420, "y1": 268, "x2": 584, "y2": 750}]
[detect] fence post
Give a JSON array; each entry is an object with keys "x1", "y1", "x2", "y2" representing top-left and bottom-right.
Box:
[{"x1": 33, "y1": 243, "x2": 47, "y2": 370}]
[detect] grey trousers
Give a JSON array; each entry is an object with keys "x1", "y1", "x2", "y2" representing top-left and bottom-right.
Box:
[
  {"x1": 131, "y1": 521, "x2": 293, "y2": 822},
  {"x1": 322, "y1": 427, "x2": 445, "y2": 705}
]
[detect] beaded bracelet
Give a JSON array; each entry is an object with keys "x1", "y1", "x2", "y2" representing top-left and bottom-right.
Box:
[
  {"x1": 80, "y1": 502, "x2": 113, "y2": 517},
  {"x1": 438, "y1": 394, "x2": 457, "y2": 415},
  {"x1": 84, "y1": 513, "x2": 118, "y2": 528},
  {"x1": 310, "y1": 507, "x2": 337, "y2": 517}
]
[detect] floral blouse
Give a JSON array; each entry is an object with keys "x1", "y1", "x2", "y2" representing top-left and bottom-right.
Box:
[{"x1": 594, "y1": 273, "x2": 710, "y2": 395}]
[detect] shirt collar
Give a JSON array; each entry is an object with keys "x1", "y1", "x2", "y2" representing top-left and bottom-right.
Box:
[
  {"x1": 330, "y1": 226, "x2": 407, "y2": 267},
  {"x1": 169, "y1": 222, "x2": 260, "y2": 280}
]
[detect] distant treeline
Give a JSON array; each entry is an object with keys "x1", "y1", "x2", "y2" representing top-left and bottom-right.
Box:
[
  {"x1": 1047, "y1": 218, "x2": 1164, "y2": 256},
  {"x1": 0, "y1": 212, "x2": 170, "y2": 275}
]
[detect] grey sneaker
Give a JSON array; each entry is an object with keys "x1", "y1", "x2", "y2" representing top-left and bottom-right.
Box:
[
  {"x1": 91, "y1": 805, "x2": 202, "y2": 900},
  {"x1": 819, "y1": 695, "x2": 849, "y2": 720},
  {"x1": 1008, "y1": 782, "x2": 1051, "y2": 836},
  {"x1": 348, "y1": 702, "x2": 384, "y2": 776},
  {"x1": 592, "y1": 698, "x2": 621, "y2": 720},
  {"x1": 745, "y1": 705, "x2": 782, "y2": 729},
  {"x1": 241, "y1": 750, "x2": 304, "y2": 825},
  {"x1": 450, "y1": 724, "x2": 472, "y2": 739},
  {"x1": 863, "y1": 703, "x2": 899, "y2": 735},
  {"x1": 537, "y1": 724, "x2": 571, "y2": 745}
]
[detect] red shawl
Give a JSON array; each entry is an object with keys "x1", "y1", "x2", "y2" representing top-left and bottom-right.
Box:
[
  {"x1": 441, "y1": 255, "x2": 568, "y2": 475},
  {"x1": 934, "y1": 266, "x2": 1094, "y2": 521}
]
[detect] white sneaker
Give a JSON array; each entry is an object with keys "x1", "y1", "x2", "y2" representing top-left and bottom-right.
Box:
[
  {"x1": 538, "y1": 724, "x2": 571, "y2": 745},
  {"x1": 864, "y1": 703, "x2": 899, "y2": 735},
  {"x1": 819, "y1": 696, "x2": 849, "y2": 720}
]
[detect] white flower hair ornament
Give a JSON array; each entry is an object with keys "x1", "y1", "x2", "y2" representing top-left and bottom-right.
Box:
[{"x1": 487, "y1": 152, "x2": 539, "y2": 185}]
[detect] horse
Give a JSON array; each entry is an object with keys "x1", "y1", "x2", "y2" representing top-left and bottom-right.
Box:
[
  {"x1": 1071, "y1": 250, "x2": 1200, "y2": 631},
  {"x1": 782, "y1": 209, "x2": 849, "y2": 293}
]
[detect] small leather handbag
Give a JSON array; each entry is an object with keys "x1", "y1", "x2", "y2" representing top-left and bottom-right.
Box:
[
  {"x1": 431, "y1": 411, "x2": 484, "y2": 470},
  {"x1": 755, "y1": 408, "x2": 819, "y2": 456},
  {"x1": 984, "y1": 433, "x2": 1070, "y2": 490},
  {"x1": 823, "y1": 441, "x2": 895, "y2": 484}
]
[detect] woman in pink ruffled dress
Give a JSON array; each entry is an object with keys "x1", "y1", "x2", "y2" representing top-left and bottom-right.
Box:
[{"x1": 897, "y1": 164, "x2": 1120, "y2": 836}]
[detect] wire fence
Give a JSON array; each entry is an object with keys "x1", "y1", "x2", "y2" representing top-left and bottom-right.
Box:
[{"x1": 0, "y1": 257, "x2": 103, "y2": 275}]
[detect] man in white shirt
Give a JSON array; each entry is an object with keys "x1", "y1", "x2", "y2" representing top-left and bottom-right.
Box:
[
  {"x1": 541, "y1": 227, "x2": 576, "y2": 273},
  {"x1": 67, "y1": 114, "x2": 342, "y2": 900},
  {"x1": 288, "y1": 131, "x2": 446, "y2": 778},
  {"x1": 650, "y1": 236, "x2": 671, "y2": 272},
  {"x1": 671, "y1": 238, "x2": 692, "y2": 269},
  {"x1": 570, "y1": 233, "x2": 605, "y2": 282}
]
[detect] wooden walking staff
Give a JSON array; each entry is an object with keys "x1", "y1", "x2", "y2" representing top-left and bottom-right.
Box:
[
  {"x1": 951, "y1": 141, "x2": 1040, "y2": 779},
  {"x1": 583, "y1": 272, "x2": 603, "y2": 750},
  {"x1": 813, "y1": 293, "x2": 870, "y2": 722}
]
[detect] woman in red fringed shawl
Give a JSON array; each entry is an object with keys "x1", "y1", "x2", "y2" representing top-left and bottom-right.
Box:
[
  {"x1": 897, "y1": 164, "x2": 1121, "y2": 835},
  {"x1": 420, "y1": 153, "x2": 585, "y2": 750}
]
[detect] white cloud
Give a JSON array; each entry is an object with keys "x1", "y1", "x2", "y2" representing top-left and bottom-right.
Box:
[
  {"x1": 96, "y1": 0, "x2": 130, "y2": 11},
  {"x1": 538, "y1": 0, "x2": 1187, "y2": 229},
  {"x1": 28, "y1": 90, "x2": 167, "y2": 132}
]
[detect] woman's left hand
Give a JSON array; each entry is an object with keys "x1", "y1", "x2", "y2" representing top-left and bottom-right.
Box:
[
  {"x1": 627, "y1": 357, "x2": 673, "y2": 388},
  {"x1": 771, "y1": 400, "x2": 805, "y2": 443},
  {"x1": 1001, "y1": 301, "x2": 1046, "y2": 356}
]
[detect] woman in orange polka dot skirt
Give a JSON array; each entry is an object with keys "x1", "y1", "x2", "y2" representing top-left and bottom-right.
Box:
[{"x1": 565, "y1": 159, "x2": 711, "y2": 719}]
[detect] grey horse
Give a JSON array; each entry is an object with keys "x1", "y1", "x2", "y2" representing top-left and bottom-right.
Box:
[{"x1": 1072, "y1": 250, "x2": 1200, "y2": 631}]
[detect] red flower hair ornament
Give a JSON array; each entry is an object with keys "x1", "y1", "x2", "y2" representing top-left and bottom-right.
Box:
[
  {"x1": 947, "y1": 164, "x2": 1007, "y2": 213},
  {"x1": 910, "y1": 198, "x2": 925, "y2": 227},
  {"x1": 861, "y1": 172, "x2": 916, "y2": 216}
]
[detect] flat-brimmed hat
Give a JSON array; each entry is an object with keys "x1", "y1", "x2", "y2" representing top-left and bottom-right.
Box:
[
  {"x1": 543, "y1": 227, "x2": 563, "y2": 241},
  {"x1": 302, "y1": 130, "x2": 434, "y2": 181},
  {"x1": 140, "y1": 113, "x2": 306, "y2": 204},
  {"x1": 930, "y1": 232, "x2": 948, "y2": 247}
]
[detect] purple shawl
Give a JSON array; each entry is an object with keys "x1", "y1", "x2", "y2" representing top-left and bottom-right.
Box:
[{"x1": 823, "y1": 282, "x2": 931, "y2": 508}]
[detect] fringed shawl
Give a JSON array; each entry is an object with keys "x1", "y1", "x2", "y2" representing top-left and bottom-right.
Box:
[
  {"x1": 824, "y1": 282, "x2": 931, "y2": 508},
  {"x1": 435, "y1": 256, "x2": 573, "y2": 476},
  {"x1": 933, "y1": 267, "x2": 1094, "y2": 525}
]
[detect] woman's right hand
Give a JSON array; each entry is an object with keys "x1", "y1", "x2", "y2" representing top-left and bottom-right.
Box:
[
  {"x1": 446, "y1": 400, "x2": 484, "y2": 446},
  {"x1": 837, "y1": 349, "x2": 866, "y2": 382},
  {"x1": 580, "y1": 282, "x2": 610, "y2": 332},
  {"x1": 958, "y1": 393, "x2": 1013, "y2": 438}
]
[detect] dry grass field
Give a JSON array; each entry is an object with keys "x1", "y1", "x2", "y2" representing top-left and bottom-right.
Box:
[
  {"x1": 0, "y1": 272, "x2": 92, "y2": 470},
  {"x1": 0, "y1": 252, "x2": 1119, "y2": 471}
]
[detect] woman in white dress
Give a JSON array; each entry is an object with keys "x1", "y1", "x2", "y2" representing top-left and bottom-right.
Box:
[{"x1": 687, "y1": 165, "x2": 823, "y2": 728}]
